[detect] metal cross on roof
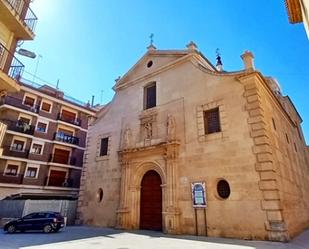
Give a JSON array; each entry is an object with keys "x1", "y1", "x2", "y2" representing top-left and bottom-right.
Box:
[
  {"x1": 216, "y1": 48, "x2": 220, "y2": 57},
  {"x1": 149, "y1": 33, "x2": 154, "y2": 46}
]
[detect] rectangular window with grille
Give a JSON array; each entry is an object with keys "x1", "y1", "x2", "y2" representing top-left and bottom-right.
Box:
[
  {"x1": 203, "y1": 108, "x2": 221, "y2": 134},
  {"x1": 100, "y1": 137, "x2": 109, "y2": 156},
  {"x1": 144, "y1": 82, "x2": 156, "y2": 109}
]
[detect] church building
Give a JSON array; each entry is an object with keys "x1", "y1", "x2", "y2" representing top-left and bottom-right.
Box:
[{"x1": 77, "y1": 42, "x2": 309, "y2": 242}]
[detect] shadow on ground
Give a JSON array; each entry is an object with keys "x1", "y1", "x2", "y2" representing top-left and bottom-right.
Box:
[{"x1": 0, "y1": 226, "x2": 308, "y2": 249}]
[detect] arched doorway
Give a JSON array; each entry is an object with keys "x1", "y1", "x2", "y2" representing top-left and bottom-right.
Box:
[{"x1": 140, "y1": 170, "x2": 162, "y2": 231}]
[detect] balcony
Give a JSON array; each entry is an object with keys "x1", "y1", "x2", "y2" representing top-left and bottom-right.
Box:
[
  {"x1": 0, "y1": 0, "x2": 37, "y2": 39},
  {"x1": 1, "y1": 119, "x2": 34, "y2": 135},
  {"x1": 54, "y1": 132, "x2": 79, "y2": 146},
  {"x1": 45, "y1": 176, "x2": 75, "y2": 188},
  {"x1": 57, "y1": 113, "x2": 81, "y2": 127},
  {"x1": 0, "y1": 95, "x2": 39, "y2": 113},
  {"x1": 0, "y1": 172, "x2": 23, "y2": 184},
  {"x1": 48, "y1": 154, "x2": 77, "y2": 166},
  {"x1": 0, "y1": 42, "x2": 24, "y2": 92},
  {"x1": 2, "y1": 146, "x2": 29, "y2": 158}
]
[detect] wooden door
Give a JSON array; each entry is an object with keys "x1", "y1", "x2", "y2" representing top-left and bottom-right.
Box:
[
  {"x1": 48, "y1": 170, "x2": 66, "y2": 187},
  {"x1": 140, "y1": 170, "x2": 162, "y2": 231}
]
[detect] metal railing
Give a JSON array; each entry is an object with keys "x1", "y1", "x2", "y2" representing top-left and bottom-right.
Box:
[
  {"x1": 0, "y1": 42, "x2": 24, "y2": 80},
  {"x1": 24, "y1": 4, "x2": 37, "y2": 31},
  {"x1": 54, "y1": 132, "x2": 79, "y2": 145},
  {"x1": 1, "y1": 119, "x2": 35, "y2": 135},
  {"x1": 20, "y1": 77, "x2": 91, "y2": 108},
  {"x1": 48, "y1": 153, "x2": 77, "y2": 166},
  {"x1": 0, "y1": 95, "x2": 39, "y2": 113},
  {"x1": 45, "y1": 176, "x2": 74, "y2": 188},
  {"x1": 57, "y1": 113, "x2": 81, "y2": 127},
  {"x1": 2, "y1": 146, "x2": 29, "y2": 158},
  {"x1": 0, "y1": 172, "x2": 24, "y2": 184},
  {"x1": 4, "y1": 0, "x2": 38, "y2": 32}
]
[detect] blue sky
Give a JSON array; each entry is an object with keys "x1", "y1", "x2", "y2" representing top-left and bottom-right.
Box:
[{"x1": 19, "y1": 0, "x2": 309, "y2": 141}]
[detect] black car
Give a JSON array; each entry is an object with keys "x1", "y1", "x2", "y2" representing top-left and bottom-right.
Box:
[{"x1": 4, "y1": 211, "x2": 65, "y2": 233}]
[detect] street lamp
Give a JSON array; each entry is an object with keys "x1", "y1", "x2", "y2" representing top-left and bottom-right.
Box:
[{"x1": 16, "y1": 48, "x2": 36, "y2": 59}]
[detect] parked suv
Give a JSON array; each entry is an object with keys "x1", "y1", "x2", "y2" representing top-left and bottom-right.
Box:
[{"x1": 4, "y1": 211, "x2": 65, "y2": 233}]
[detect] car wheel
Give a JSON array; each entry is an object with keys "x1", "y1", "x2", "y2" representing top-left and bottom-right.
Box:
[
  {"x1": 7, "y1": 225, "x2": 16, "y2": 234},
  {"x1": 43, "y1": 224, "x2": 52, "y2": 233}
]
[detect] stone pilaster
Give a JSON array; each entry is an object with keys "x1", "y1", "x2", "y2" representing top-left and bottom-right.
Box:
[
  {"x1": 164, "y1": 140, "x2": 181, "y2": 234},
  {"x1": 75, "y1": 131, "x2": 92, "y2": 225},
  {"x1": 116, "y1": 154, "x2": 131, "y2": 229},
  {"x1": 241, "y1": 75, "x2": 289, "y2": 242}
]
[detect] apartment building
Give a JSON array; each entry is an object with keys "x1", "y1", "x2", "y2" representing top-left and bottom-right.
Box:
[
  {"x1": 0, "y1": 78, "x2": 96, "y2": 200},
  {"x1": 0, "y1": 0, "x2": 38, "y2": 155}
]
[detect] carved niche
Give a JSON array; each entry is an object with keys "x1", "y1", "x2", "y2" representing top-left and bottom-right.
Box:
[{"x1": 139, "y1": 109, "x2": 157, "y2": 142}]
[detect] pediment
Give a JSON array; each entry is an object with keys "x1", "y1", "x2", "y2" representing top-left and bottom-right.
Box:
[
  {"x1": 114, "y1": 50, "x2": 190, "y2": 89},
  {"x1": 114, "y1": 48, "x2": 217, "y2": 90}
]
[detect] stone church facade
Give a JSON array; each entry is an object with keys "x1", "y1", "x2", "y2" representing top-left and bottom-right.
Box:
[{"x1": 77, "y1": 42, "x2": 309, "y2": 242}]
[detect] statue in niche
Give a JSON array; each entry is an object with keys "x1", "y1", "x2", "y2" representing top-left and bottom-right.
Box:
[
  {"x1": 144, "y1": 122, "x2": 152, "y2": 139},
  {"x1": 123, "y1": 127, "x2": 132, "y2": 149},
  {"x1": 167, "y1": 114, "x2": 176, "y2": 141}
]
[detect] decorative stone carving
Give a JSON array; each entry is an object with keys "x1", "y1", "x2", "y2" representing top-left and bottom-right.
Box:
[
  {"x1": 123, "y1": 127, "x2": 132, "y2": 149},
  {"x1": 167, "y1": 114, "x2": 176, "y2": 141},
  {"x1": 144, "y1": 122, "x2": 152, "y2": 139}
]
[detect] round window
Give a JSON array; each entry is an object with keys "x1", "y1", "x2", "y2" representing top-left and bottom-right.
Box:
[
  {"x1": 217, "y1": 179, "x2": 230, "y2": 199},
  {"x1": 96, "y1": 188, "x2": 103, "y2": 202},
  {"x1": 147, "y1": 60, "x2": 153, "y2": 68}
]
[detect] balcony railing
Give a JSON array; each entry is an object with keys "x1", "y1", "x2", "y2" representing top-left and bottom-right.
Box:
[
  {"x1": 24, "y1": 4, "x2": 37, "y2": 31},
  {"x1": 0, "y1": 95, "x2": 39, "y2": 113},
  {"x1": 45, "y1": 176, "x2": 74, "y2": 188},
  {"x1": 2, "y1": 146, "x2": 29, "y2": 158},
  {"x1": 54, "y1": 132, "x2": 79, "y2": 145},
  {"x1": 0, "y1": 42, "x2": 24, "y2": 80},
  {"x1": 48, "y1": 154, "x2": 77, "y2": 166},
  {"x1": 0, "y1": 172, "x2": 24, "y2": 184},
  {"x1": 57, "y1": 113, "x2": 81, "y2": 126},
  {"x1": 1, "y1": 119, "x2": 35, "y2": 135},
  {"x1": 4, "y1": 0, "x2": 38, "y2": 32}
]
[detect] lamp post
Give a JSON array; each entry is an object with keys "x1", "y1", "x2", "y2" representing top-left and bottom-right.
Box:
[{"x1": 33, "y1": 54, "x2": 42, "y2": 82}]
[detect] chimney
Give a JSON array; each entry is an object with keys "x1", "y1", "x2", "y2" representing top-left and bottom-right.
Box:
[
  {"x1": 91, "y1": 95, "x2": 95, "y2": 107},
  {"x1": 186, "y1": 41, "x2": 198, "y2": 51},
  {"x1": 241, "y1": 51, "x2": 255, "y2": 71}
]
